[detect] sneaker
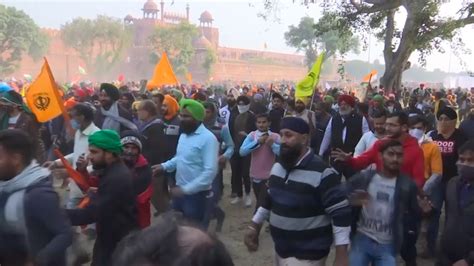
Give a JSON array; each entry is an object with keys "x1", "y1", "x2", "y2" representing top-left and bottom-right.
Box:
[
  {"x1": 244, "y1": 194, "x2": 252, "y2": 207},
  {"x1": 230, "y1": 197, "x2": 241, "y2": 205}
]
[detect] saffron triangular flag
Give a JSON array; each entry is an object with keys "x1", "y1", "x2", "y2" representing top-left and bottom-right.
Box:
[
  {"x1": 362, "y1": 70, "x2": 378, "y2": 83},
  {"x1": 25, "y1": 58, "x2": 66, "y2": 122},
  {"x1": 296, "y1": 52, "x2": 325, "y2": 98},
  {"x1": 147, "y1": 52, "x2": 179, "y2": 90}
]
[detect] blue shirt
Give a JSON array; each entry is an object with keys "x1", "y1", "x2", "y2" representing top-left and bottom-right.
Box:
[{"x1": 161, "y1": 124, "x2": 219, "y2": 194}]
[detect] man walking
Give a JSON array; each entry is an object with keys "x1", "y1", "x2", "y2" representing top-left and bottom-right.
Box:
[
  {"x1": 94, "y1": 83, "x2": 135, "y2": 132},
  {"x1": 67, "y1": 130, "x2": 137, "y2": 266},
  {"x1": 244, "y1": 117, "x2": 351, "y2": 266},
  {"x1": 0, "y1": 129, "x2": 72, "y2": 266},
  {"x1": 153, "y1": 99, "x2": 219, "y2": 228}
]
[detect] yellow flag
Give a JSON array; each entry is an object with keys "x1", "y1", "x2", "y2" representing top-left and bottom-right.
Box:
[
  {"x1": 147, "y1": 52, "x2": 179, "y2": 90},
  {"x1": 25, "y1": 58, "x2": 65, "y2": 122},
  {"x1": 296, "y1": 52, "x2": 325, "y2": 98}
]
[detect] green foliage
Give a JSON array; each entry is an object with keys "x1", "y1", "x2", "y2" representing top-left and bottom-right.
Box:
[
  {"x1": 148, "y1": 22, "x2": 198, "y2": 75},
  {"x1": 0, "y1": 4, "x2": 50, "y2": 76},
  {"x1": 61, "y1": 15, "x2": 132, "y2": 77},
  {"x1": 284, "y1": 15, "x2": 359, "y2": 69},
  {"x1": 202, "y1": 48, "x2": 217, "y2": 75}
]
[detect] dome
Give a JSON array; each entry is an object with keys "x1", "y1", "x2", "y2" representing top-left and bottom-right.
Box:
[
  {"x1": 199, "y1": 11, "x2": 213, "y2": 23},
  {"x1": 143, "y1": 0, "x2": 158, "y2": 12},
  {"x1": 193, "y1": 35, "x2": 212, "y2": 49}
]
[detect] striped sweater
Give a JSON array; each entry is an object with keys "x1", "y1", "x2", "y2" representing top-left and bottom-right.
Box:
[{"x1": 256, "y1": 149, "x2": 351, "y2": 260}]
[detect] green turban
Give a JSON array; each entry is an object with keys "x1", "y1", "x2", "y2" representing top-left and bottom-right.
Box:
[
  {"x1": 170, "y1": 89, "x2": 184, "y2": 102},
  {"x1": 180, "y1": 99, "x2": 205, "y2": 121},
  {"x1": 88, "y1": 130, "x2": 123, "y2": 154},
  {"x1": 323, "y1": 95, "x2": 335, "y2": 104},
  {"x1": 372, "y1": 94, "x2": 385, "y2": 104}
]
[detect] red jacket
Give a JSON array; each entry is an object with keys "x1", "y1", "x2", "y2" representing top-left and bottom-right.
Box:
[{"x1": 347, "y1": 135, "x2": 425, "y2": 189}]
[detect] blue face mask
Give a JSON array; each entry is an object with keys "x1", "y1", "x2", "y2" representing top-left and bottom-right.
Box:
[{"x1": 70, "y1": 119, "x2": 81, "y2": 130}]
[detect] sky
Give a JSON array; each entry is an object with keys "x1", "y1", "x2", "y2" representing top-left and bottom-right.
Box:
[{"x1": 3, "y1": 0, "x2": 474, "y2": 73}]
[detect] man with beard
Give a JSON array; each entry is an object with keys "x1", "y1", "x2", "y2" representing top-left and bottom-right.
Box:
[
  {"x1": 354, "y1": 109, "x2": 387, "y2": 171},
  {"x1": 229, "y1": 95, "x2": 256, "y2": 207},
  {"x1": 161, "y1": 95, "x2": 181, "y2": 162},
  {"x1": 0, "y1": 130, "x2": 72, "y2": 266},
  {"x1": 427, "y1": 107, "x2": 468, "y2": 258},
  {"x1": 437, "y1": 140, "x2": 474, "y2": 266},
  {"x1": 67, "y1": 130, "x2": 138, "y2": 266},
  {"x1": 219, "y1": 88, "x2": 239, "y2": 125},
  {"x1": 94, "y1": 83, "x2": 136, "y2": 133},
  {"x1": 347, "y1": 140, "x2": 423, "y2": 266},
  {"x1": 331, "y1": 111, "x2": 425, "y2": 266},
  {"x1": 120, "y1": 131, "x2": 153, "y2": 229},
  {"x1": 319, "y1": 94, "x2": 370, "y2": 179},
  {"x1": 152, "y1": 99, "x2": 219, "y2": 228},
  {"x1": 268, "y1": 92, "x2": 285, "y2": 133},
  {"x1": 119, "y1": 92, "x2": 135, "y2": 112},
  {"x1": 244, "y1": 117, "x2": 351, "y2": 266},
  {"x1": 292, "y1": 96, "x2": 316, "y2": 133}
]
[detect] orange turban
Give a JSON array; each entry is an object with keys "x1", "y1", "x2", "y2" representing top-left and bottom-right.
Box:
[{"x1": 163, "y1": 94, "x2": 179, "y2": 120}]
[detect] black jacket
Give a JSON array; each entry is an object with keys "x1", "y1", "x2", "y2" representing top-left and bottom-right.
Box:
[
  {"x1": 0, "y1": 178, "x2": 72, "y2": 266},
  {"x1": 140, "y1": 118, "x2": 167, "y2": 165},
  {"x1": 346, "y1": 170, "x2": 421, "y2": 253},
  {"x1": 439, "y1": 176, "x2": 474, "y2": 265},
  {"x1": 67, "y1": 161, "x2": 138, "y2": 266}
]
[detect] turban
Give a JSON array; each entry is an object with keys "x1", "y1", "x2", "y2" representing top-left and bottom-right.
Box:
[
  {"x1": 0, "y1": 82, "x2": 12, "y2": 93},
  {"x1": 0, "y1": 90, "x2": 23, "y2": 106},
  {"x1": 372, "y1": 94, "x2": 385, "y2": 104},
  {"x1": 89, "y1": 130, "x2": 123, "y2": 154},
  {"x1": 295, "y1": 96, "x2": 310, "y2": 106},
  {"x1": 131, "y1": 101, "x2": 141, "y2": 112},
  {"x1": 280, "y1": 117, "x2": 310, "y2": 134},
  {"x1": 100, "y1": 83, "x2": 120, "y2": 101},
  {"x1": 338, "y1": 94, "x2": 355, "y2": 108},
  {"x1": 437, "y1": 107, "x2": 457, "y2": 120},
  {"x1": 323, "y1": 95, "x2": 334, "y2": 104},
  {"x1": 64, "y1": 97, "x2": 77, "y2": 110},
  {"x1": 254, "y1": 93, "x2": 264, "y2": 101},
  {"x1": 163, "y1": 95, "x2": 179, "y2": 121},
  {"x1": 180, "y1": 99, "x2": 205, "y2": 121},
  {"x1": 121, "y1": 130, "x2": 143, "y2": 151},
  {"x1": 170, "y1": 89, "x2": 184, "y2": 102},
  {"x1": 228, "y1": 88, "x2": 240, "y2": 99}
]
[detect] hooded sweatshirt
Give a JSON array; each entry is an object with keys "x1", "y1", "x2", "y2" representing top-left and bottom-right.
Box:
[
  {"x1": 347, "y1": 136, "x2": 425, "y2": 189},
  {"x1": 0, "y1": 161, "x2": 72, "y2": 266}
]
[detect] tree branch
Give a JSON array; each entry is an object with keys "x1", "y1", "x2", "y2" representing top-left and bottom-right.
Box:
[
  {"x1": 350, "y1": 0, "x2": 402, "y2": 14},
  {"x1": 419, "y1": 15, "x2": 474, "y2": 44},
  {"x1": 383, "y1": 10, "x2": 395, "y2": 67}
]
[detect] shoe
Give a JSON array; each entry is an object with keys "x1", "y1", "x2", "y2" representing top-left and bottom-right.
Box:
[
  {"x1": 244, "y1": 194, "x2": 252, "y2": 207},
  {"x1": 230, "y1": 197, "x2": 241, "y2": 204}
]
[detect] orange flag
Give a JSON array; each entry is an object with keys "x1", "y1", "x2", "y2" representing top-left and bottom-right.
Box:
[
  {"x1": 362, "y1": 70, "x2": 378, "y2": 83},
  {"x1": 25, "y1": 58, "x2": 66, "y2": 122},
  {"x1": 146, "y1": 52, "x2": 179, "y2": 90}
]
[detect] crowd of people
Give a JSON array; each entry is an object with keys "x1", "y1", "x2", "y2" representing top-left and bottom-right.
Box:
[{"x1": 0, "y1": 79, "x2": 473, "y2": 266}]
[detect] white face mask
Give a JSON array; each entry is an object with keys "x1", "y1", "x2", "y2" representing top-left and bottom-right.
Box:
[
  {"x1": 238, "y1": 104, "x2": 250, "y2": 114},
  {"x1": 409, "y1": 128, "x2": 425, "y2": 141}
]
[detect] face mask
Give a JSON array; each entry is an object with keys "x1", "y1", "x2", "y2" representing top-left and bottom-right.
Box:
[
  {"x1": 70, "y1": 119, "x2": 81, "y2": 130},
  {"x1": 457, "y1": 163, "x2": 474, "y2": 180},
  {"x1": 409, "y1": 128, "x2": 424, "y2": 141},
  {"x1": 237, "y1": 104, "x2": 250, "y2": 114},
  {"x1": 388, "y1": 106, "x2": 394, "y2": 113}
]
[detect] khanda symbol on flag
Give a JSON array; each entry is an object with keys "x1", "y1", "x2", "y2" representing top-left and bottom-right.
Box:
[
  {"x1": 296, "y1": 51, "x2": 325, "y2": 98},
  {"x1": 33, "y1": 94, "x2": 51, "y2": 111}
]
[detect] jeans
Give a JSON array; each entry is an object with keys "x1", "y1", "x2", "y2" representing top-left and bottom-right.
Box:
[
  {"x1": 203, "y1": 171, "x2": 225, "y2": 228},
  {"x1": 426, "y1": 180, "x2": 446, "y2": 253},
  {"x1": 172, "y1": 190, "x2": 211, "y2": 229},
  {"x1": 349, "y1": 233, "x2": 396, "y2": 266},
  {"x1": 230, "y1": 154, "x2": 251, "y2": 197}
]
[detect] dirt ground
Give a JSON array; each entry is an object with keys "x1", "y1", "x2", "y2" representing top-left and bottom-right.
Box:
[{"x1": 55, "y1": 169, "x2": 438, "y2": 266}]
